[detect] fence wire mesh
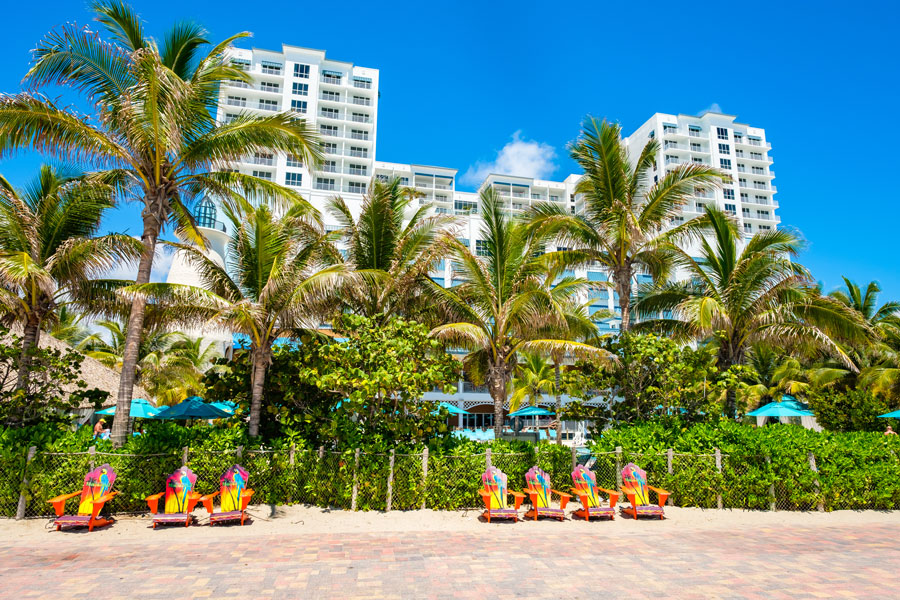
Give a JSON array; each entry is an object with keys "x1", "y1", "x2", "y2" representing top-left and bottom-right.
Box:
[{"x1": 6, "y1": 443, "x2": 900, "y2": 518}]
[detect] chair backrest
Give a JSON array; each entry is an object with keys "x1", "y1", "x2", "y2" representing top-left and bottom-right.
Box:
[
  {"x1": 525, "y1": 466, "x2": 552, "y2": 508},
  {"x1": 77, "y1": 464, "x2": 117, "y2": 515},
  {"x1": 220, "y1": 464, "x2": 249, "y2": 512},
  {"x1": 482, "y1": 466, "x2": 508, "y2": 509},
  {"x1": 164, "y1": 466, "x2": 197, "y2": 514},
  {"x1": 571, "y1": 464, "x2": 600, "y2": 508},
  {"x1": 621, "y1": 462, "x2": 650, "y2": 506}
]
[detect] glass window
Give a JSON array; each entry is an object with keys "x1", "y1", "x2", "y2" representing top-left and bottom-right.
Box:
[
  {"x1": 261, "y1": 64, "x2": 281, "y2": 75},
  {"x1": 260, "y1": 82, "x2": 279, "y2": 93},
  {"x1": 258, "y1": 99, "x2": 278, "y2": 111},
  {"x1": 284, "y1": 172, "x2": 302, "y2": 187},
  {"x1": 294, "y1": 63, "x2": 310, "y2": 78},
  {"x1": 286, "y1": 155, "x2": 302, "y2": 168},
  {"x1": 290, "y1": 100, "x2": 307, "y2": 113},
  {"x1": 475, "y1": 239, "x2": 490, "y2": 257},
  {"x1": 718, "y1": 143, "x2": 730, "y2": 154},
  {"x1": 723, "y1": 188, "x2": 735, "y2": 200},
  {"x1": 319, "y1": 125, "x2": 338, "y2": 136},
  {"x1": 315, "y1": 178, "x2": 336, "y2": 191},
  {"x1": 292, "y1": 82, "x2": 309, "y2": 96},
  {"x1": 719, "y1": 158, "x2": 732, "y2": 169},
  {"x1": 347, "y1": 181, "x2": 366, "y2": 193},
  {"x1": 717, "y1": 127, "x2": 729, "y2": 140},
  {"x1": 724, "y1": 203, "x2": 736, "y2": 214},
  {"x1": 251, "y1": 170, "x2": 272, "y2": 180}
]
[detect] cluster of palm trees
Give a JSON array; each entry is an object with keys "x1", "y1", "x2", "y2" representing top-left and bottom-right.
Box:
[{"x1": 0, "y1": 2, "x2": 893, "y2": 444}]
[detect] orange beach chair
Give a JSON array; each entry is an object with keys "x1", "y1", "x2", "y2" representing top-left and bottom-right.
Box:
[
  {"x1": 570, "y1": 464, "x2": 618, "y2": 521},
  {"x1": 479, "y1": 466, "x2": 526, "y2": 522},
  {"x1": 620, "y1": 462, "x2": 669, "y2": 520},
  {"x1": 522, "y1": 465, "x2": 570, "y2": 521},
  {"x1": 145, "y1": 466, "x2": 202, "y2": 528},
  {"x1": 48, "y1": 464, "x2": 118, "y2": 531},
  {"x1": 200, "y1": 464, "x2": 254, "y2": 526}
]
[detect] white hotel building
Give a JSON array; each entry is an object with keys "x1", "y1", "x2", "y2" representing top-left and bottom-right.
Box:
[{"x1": 168, "y1": 44, "x2": 779, "y2": 429}]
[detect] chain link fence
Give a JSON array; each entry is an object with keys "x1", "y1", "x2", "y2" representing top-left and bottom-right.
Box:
[{"x1": 6, "y1": 443, "x2": 900, "y2": 518}]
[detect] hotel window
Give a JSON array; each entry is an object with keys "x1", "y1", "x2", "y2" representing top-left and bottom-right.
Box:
[
  {"x1": 352, "y1": 95, "x2": 371, "y2": 106},
  {"x1": 315, "y1": 177, "x2": 336, "y2": 191},
  {"x1": 230, "y1": 59, "x2": 250, "y2": 70},
  {"x1": 692, "y1": 157, "x2": 705, "y2": 164},
  {"x1": 226, "y1": 96, "x2": 246, "y2": 107},
  {"x1": 320, "y1": 107, "x2": 340, "y2": 119},
  {"x1": 319, "y1": 124, "x2": 339, "y2": 136},
  {"x1": 284, "y1": 172, "x2": 302, "y2": 187},
  {"x1": 349, "y1": 129, "x2": 368, "y2": 140},
  {"x1": 348, "y1": 164, "x2": 367, "y2": 176},
  {"x1": 321, "y1": 91, "x2": 340, "y2": 101},
  {"x1": 744, "y1": 223, "x2": 752, "y2": 233},
  {"x1": 718, "y1": 143, "x2": 730, "y2": 154},
  {"x1": 740, "y1": 192, "x2": 749, "y2": 201},
  {"x1": 321, "y1": 142, "x2": 338, "y2": 155},
  {"x1": 723, "y1": 188, "x2": 735, "y2": 200},
  {"x1": 292, "y1": 82, "x2": 309, "y2": 96},
  {"x1": 755, "y1": 195, "x2": 767, "y2": 202},
  {"x1": 690, "y1": 142, "x2": 701, "y2": 151},
  {"x1": 663, "y1": 124, "x2": 677, "y2": 134},
  {"x1": 349, "y1": 146, "x2": 368, "y2": 158},
  {"x1": 223, "y1": 113, "x2": 238, "y2": 124},
  {"x1": 751, "y1": 152, "x2": 763, "y2": 160},
  {"x1": 648, "y1": 130, "x2": 655, "y2": 139},
  {"x1": 719, "y1": 158, "x2": 732, "y2": 169},
  {"x1": 549, "y1": 194, "x2": 560, "y2": 202},
  {"x1": 322, "y1": 160, "x2": 337, "y2": 173},
  {"x1": 475, "y1": 240, "x2": 490, "y2": 257},
  {"x1": 290, "y1": 100, "x2": 307, "y2": 113},
  {"x1": 399, "y1": 177, "x2": 409, "y2": 185},
  {"x1": 286, "y1": 154, "x2": 302, "y2": 168},
  {"x1": 347, "y1": 181, "x2": 366, "y2": 194},
  {"x1": 724, "y1": 203, "x2": 736, "y2": 215},
  {"x1": 251, "y1": 170, "x2": 272, "y2": 180},
  {"x1": 570, "y1": 206, "x2": 576, "y2": 214},
  {"x1": 717, "y1": 127, "x2": 729, "y2": 140},
  {"x1": 758, "y1": 210, "x2": 770, "y2": 218},
  {"x1": 457, "y1": 238, "x2": 470, "y2": 248},
  {"x1": 253, "y1": 152, "x2": 274, "y2": 165},
  {"x1": 759, "y1": 225, "x2": 772, "y2": 231},
  {"x1": 351, "y1": 112, "x2": 369, "y2": 123},
  {"x1": 689, "y1": 125, "x2": 702, "y2": 137},
  {"x1": 752, "y1": 166, "x2": 765, "y2": 174},
  {"x1": 261, "y1": 63, "x2": 282, "y2": 75},
  {"x1": 739, "y1": 178, "x2": 747, "y2": 187},
  {"x1": 294, "y1": 63, "x2": 310, "y2": 78},
  {"x1": 260, "y1": 82, "x2": 279, "y2": 93},
  {"x1": 258, "y1": 99, "x2": 278, "y2": 111},
  {"x1": 322, "y1": 72, "x2": 342, "y2": 84},
  {"x1": 742, "y1": 207, "x2": 751, "y2": 216},
  {"x1": 733, "y1": 132, "x2": 744, "y2": 143}
]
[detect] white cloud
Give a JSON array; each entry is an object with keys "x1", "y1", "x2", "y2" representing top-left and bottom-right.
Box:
[
  {"x1": 103, "y1": 238, "x2": 175, "y2": 283},
  {"x1": 461, "y1": 131, "x2": 558, "y2": 186},
  {"x1": 697, "y1": 102, "x2": 723, "y2": 116}
]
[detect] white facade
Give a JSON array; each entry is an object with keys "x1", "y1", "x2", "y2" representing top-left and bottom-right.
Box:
[
  {"x1": 170, "y1": 44, "x2": 780, "y2": 417},
  {"x1": 623, "y1": 112, "x2": 779, "y2": 237}
]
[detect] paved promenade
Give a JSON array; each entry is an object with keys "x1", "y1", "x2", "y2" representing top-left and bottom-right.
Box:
[{"x1": 1, "y1": 516, "x2": 897, "y2": 599}]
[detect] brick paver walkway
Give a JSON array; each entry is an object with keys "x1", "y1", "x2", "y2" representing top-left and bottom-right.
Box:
[{"x1": 2, "y1": 523, "x2": 897, "y2": 599}]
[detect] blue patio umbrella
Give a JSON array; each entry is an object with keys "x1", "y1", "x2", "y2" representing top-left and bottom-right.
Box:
[
  {"x1": 153, "y1": 397, "x2": 232, "y2": 420},
  {"x1": 432, "y1": 402, "x2": 469, "y2": 416},
  {"x1": 96, "y1": 398, "x2": 160, "y2": 418},
  {"x1": 508, "y1": 406, "x2": 554, "y2": 417},
  {"x1": 747, "y1": 401, "x2": 814, "y2": 418},
  {"x1": 878, "y1": 410, "x2": 900, "y2": 418},
  {"x1": 210, "y1": 400, "x2": 238, "y2": 414}
]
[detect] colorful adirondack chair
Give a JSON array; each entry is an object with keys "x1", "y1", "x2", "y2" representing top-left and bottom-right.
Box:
[
  {"x1": 47, "y1": 464, "x2": 118, "y2": 531},
  {"x1": 145, "y1": 466, "x2": 202, "y2": 528},
  {"x1": 200, "y1": 464, "x2": 254, "y2": 526},
  {"x1": 570, "y1": 464, "x2": 619, "y2": 521},
  {"x1": 479, "y1": 466, "x2": 526, "y2": 522},
  {"x1": 522, "y1": 466, "x2": 570, "y2": 521},
  {"x1": 620, "y1": 463, "x2": 669, "y2": 520}
]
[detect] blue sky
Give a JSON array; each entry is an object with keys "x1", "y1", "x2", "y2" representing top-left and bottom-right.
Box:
[{"x1": 1, "y1": 1, "x2": 898, "y2": 297}]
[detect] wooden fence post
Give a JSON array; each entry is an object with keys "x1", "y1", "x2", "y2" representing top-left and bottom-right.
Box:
[
  {"x1": 88, "y1": 445, "x2": 96, "y2": 470},
  {"x1": 351, "y1": 448, "x2": 360, "y2": 511},
  {"x1": 420, "y1": 447, "x2": 429, "y2": 510},
  {"x1": 486, "y1": 447, "x2": 492, "y2": 470},
  {"x1": 766, "y1": 454, "x2": 776, "y2": 511},
  {"x1": 318, "y1": 445, "x2": 324, "y2": 460},
  {"x1": 570, "y1": 446, "x2": 577, "y2": 473},
  {"x1": 615, "y1": 446, "x2": 623, "y2": 491},
  {"x1": 182, "y1": 446, "x2": 189, "y2": 466},
  {"x1": 666, "y1": 448, "x2": 674, "y2": 506},
  {"x1": 236, "y1": 445, "x2": 243, "y2": 461},
  {"x1": 808, "y1": 452, "x2": 825, "y2": 512},
  {"x1": 386, "y1": 449, "x2": 395, "y2": 512},
  {"x1": 288, "y1": 444, "x2": 296, "y2": 505},
  {"x1": 15, "y1": 446, "x2": 36, "y2": 520},
  {"x1": 715, "y1": 448, "x2": 723, "y2": 510}
]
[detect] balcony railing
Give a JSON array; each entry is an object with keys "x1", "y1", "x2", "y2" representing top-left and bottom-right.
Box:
[
  {"x1": 225, "y1": 98, "x2": 246, "y2": 107},
  {"x1": 322, "y1": 164, "x2": 338, "y2": 173},
  {"x1": 321, "y1": 75, "x2": 342, "y2": 85},
  {"x1": 351, "y1": 97, "x2": 371, "y2": 106},
  {"x1": 314, "y1": 182, "x2": 336, "y2": 191},
  {"x1": 319, "y1": 111, "x2": 342, "y2": 119},
  {"x1": 348, "y1": 149, "x2": 368, "y2": 158},
  {"x1": 319, "y1": 93, "x2": 341, "y2": 102},
  {"x1": 348, "y1": 132, "x2": 368, "y2": 140},
  {"x1": 250, "y1": 155, "x2": 275, "y2": 166},
  {"x1": 350, "y1": 114, "x2": 370, "y2": 123},
  {"x1": 197, "y1": 217, "x2": 226, "y2": 232},
  {"x1": 689, "y1": 130, "x2": 702, "y2": 137},
  {"x1": 319, "y1": 129, "x2": 340, "y2": 137},
  {"x1": 347, "y1": 167, "x2": 367, "y2": 176},
  {"x1": 353, "y1": 80, "x2": 372, "y2": 89},
  {"x1": 343, "y1": 185, "x2": 367, "y2": 194}
]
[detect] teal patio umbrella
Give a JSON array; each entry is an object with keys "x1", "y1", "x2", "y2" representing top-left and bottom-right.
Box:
[
  {"x1": 153, "y1": 397, "x2": 232, "y2": 420},
  {"x1": 96, "y1": 398, "x2": 159, "y2": 418},
  {"x1": 210, "y1": 400, "x2": 238, "y2": 414},
  {"x1": 432, "y1": 402, "x2": 469, "y2": 416},
  {"x1": 878, "y1": 410, "x2": 900, "y2": 418},
  {"x1": 508, "y1": 406, "x2": 554, "y2": 417},
  {"x1": 747, "y1": 402, "x2": 813, "y2": 418}
]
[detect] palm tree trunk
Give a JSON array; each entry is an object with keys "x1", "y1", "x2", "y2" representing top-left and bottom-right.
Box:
[
  {"x1": 248, "y1": 347, "x2": 269, "y2": 437},
  {"x1": 15, "y1": 316, "x2": 42, "y2": 392},
  {"x1": 110, "y1": 208, "x2": 161, "y2": 447},
  {"x1": 615, "y1": 268, "x2": 633, "y2": 332},
  {"x1": 554, "y1": 360, "x2": 562, "y2": 445},
  {"x1": 487, "y1": 361, "x2": 509, "y2": 439}
]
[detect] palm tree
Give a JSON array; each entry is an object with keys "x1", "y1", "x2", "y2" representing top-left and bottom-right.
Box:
[
  {"x1": 829, "y1": 278, "x2": 900, "y2": 336},
  {"x1": 48, "y1": 306, "x2": 92, "y2": 347},
  {"x1": 0, "y1": 2, "x2": 322, "y2": 444},
  {"x1": 123, "y1": 196, "x2": 345, "y2": 436},
  {"x1": 635, "y1": 207, "x2": 867, "y2": 416},
  {"x1": 0, "y1": 166, "x2": 140, "y2": 392},
  {"x1": 429, "y1": 188, "x2": 614, "y2": 437},
  {"x1": 526, "y1": 118, "x2": 727, "y2": 331},
  {"x1": 509, "y1": 352, "x2": 556, "y2": 434},
  {"x1": 327, "y1": 177, "x2": 455, "y2": 322}
]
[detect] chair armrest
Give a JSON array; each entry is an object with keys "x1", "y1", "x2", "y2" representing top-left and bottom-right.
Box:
[
  {"x1": 145, "y1": 492, "x2": 164, "y2": 514},
  {"x1": 90, "y1": 492, "x2": 118, "y2": 519},
  {"x1": 552, "y1": 490, "x2": 572, "y2": 509},
  {"x1": 649, "y1": 486, "x2": 670, "y2": 506},
  {"x1": 509, "y1": 491, "x2": 526, "y2": 510},
  {"x1": 47, "y1": 491, "x2": 82, "y2": 517},
  {"x1": 186, "y1": 492, "x2": 203, "y2": 514},
  {"x1": 240, "y1": 489, "x2": 254, "y2": 511},
  {"x1": 597, "y1": 487, "x2": 620, "y2": 508},
  {"x1": 199, "y1": 491, "x2": 220, "y2": 514}
]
